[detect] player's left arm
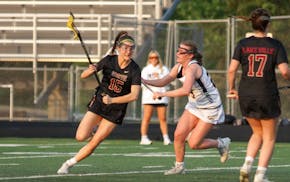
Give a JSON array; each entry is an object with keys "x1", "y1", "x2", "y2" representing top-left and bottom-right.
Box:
[
  {"x1": 103, "y1": 85, "x2": 141, "y2": 104},
  {"x1": 103, "y1": 64, "x2": 141, "y2": 104}
]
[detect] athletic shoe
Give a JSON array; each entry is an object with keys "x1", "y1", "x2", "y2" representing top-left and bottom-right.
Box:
[
  {"x1": 57, "y1": 162, "x2": 71, "y2": 175},
  {"x1": 239, "y1": 167, "x2": 250, "y2": 182},
  {"x1": 140, "y1": 138, "x2": 152, "y2": 145},
  {"x1": 253, "y1": 176, "x2": 271, "y2": 182},
  {"x1": 164, "y1": 165, "x2": 185, "y2": 175},
  {"x1": 163, "y1": 138, "x2": 172, "y2": 145},
  {"x1": 217, "y1": 137, "x2": 231, "y2": 163},
  {"x1": 254, "y1": 172, "x2": 271, "y2": 182}
]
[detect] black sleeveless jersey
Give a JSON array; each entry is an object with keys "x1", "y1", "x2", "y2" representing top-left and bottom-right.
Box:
[
  {"x1": 232, "y1": 36, "x2": 288, "y2": 97},
  {"x1": 97, "y1": 55, "x2": 141, "y2": 97}
]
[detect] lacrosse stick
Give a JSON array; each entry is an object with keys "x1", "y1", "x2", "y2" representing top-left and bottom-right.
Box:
[
  {"x1": 278, "y1": 85, "x2": 290, "y2": 90},
  {"x1": 142, "y1": 80, "x2": 161, "y2": 100},
  {"x1": 67, "y1": 12, "x2": 101, "y2": 85}
]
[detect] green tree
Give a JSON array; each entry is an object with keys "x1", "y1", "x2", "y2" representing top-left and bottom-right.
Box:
[
  {"x1": 171, "y1": 0, "x2": 290, "y2": 20},
  {"x1": 171, "y1": 0, "x2": 228, "y2": 20},
  {"x1": 226, "y1": 0, "x2": 290, "y2": 16}
]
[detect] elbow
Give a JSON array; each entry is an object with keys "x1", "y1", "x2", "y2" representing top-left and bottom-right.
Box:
[
  {"x1": 80, "y1": 73, "x2": 87, "y2": 79},
  {"x1": 185, "y1": 91, "x2": 192, "y2": 96},
  {"x1": 129, "y1": 92, "x2": 139, "y2": 102},
  {"x1": 183, "y1": 88, "x2": 192, "y2": 96},
  {"x1": 131, "y1": 95, "x2": 139, "y2": 102}
]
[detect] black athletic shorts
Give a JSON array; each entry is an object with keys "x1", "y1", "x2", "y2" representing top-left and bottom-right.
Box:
[
  {"x1": 143, "y1": 104, "x2": 168, "y2": 107},
  {"x1": 87, "y1": 88, "x2": 127, "y2": 125},
  {"x1": 239, "y1": 95, "x2": 281, "y2": 119}
]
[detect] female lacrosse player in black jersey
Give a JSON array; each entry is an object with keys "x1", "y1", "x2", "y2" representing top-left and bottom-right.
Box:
[
  {"x1": 57, "y1": 31, "x2": 141, "y2": 174},
  {"x1": 227, "y1": 8, "x2": 290, "y2": 182}
]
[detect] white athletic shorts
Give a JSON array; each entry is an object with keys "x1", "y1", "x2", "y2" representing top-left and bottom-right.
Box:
[{"x1": 185, "y1": 102, "x2": 225, "y2": 124}]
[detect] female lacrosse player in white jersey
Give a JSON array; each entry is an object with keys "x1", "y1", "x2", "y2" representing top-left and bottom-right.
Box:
[{"x1": 142, "y1": 40, "x2": 231, "y2": 175}]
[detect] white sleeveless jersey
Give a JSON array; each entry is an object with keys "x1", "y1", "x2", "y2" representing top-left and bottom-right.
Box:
[{"x1": 178, "y1": 60, "x2": 224, "y2": 124}]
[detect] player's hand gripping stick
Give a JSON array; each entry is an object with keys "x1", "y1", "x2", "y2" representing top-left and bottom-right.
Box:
[{"x1": 142, "y1": 81, "x2": 162, "y2": 100}]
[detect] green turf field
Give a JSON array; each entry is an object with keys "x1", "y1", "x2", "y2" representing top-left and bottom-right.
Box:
[{"x1": 0, "y1": 138, "x2": 289, "y2": 182}]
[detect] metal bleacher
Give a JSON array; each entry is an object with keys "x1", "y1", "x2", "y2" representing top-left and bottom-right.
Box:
[
  {"x1": 0, "y1": 0, "x2": 170, "y2": 63},
  {"x1": 0, "y1": 0, "x2": 180, "y2": 122}
]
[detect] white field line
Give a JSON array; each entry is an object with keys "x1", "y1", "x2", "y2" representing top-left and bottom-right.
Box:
[
  {"x1": 0, "y1": 141, "x2": 142, "y2": 148},
  {"x1": 0, "y1": 163, "x2": 19, "y2": 166},
  {"x1": 0, "y1": 155, "x2": 74, "y2": 160},
  {"x1": 0, "y1": 165, "x2": 290, "y2": 181},
  {"x1": 0, "y1": 151, "x2": 245, "y2": 160},
  {"x1": 143, "y1": 165, "x2": 165, "y2": 168},
  {"x1": 0, "y1": 142, "x2": 288, "y2": 181},
  {"x1": 0, "y1": 144, "x2": 30, "y2": 147},
  {"x1": 2, "y1": 148, "x2": 246, "y2": 156},
  {"x1": 0, "y1": 148, "x2": 261, "y2": 161},
  {"x1": 0, "y1": 143, "x2": 79, "y2": 147}
]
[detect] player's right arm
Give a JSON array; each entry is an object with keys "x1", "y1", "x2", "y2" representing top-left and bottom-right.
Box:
[
  {"x1": 227, "y1": 59, "x2": 240, "y2": 99},
  {"x1": 81, "y1": 64, "x2": 97, "y2": 79}
]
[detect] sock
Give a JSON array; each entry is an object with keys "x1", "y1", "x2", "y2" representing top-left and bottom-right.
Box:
[
  {"x1": 141, "y1": 135, "x2": 149, "y2": 140},
  {"x1": 175, "y1": 161, "x2": 184, "y2": 168},
  {"x1": 217, "y1": 138, "x2": 224, "y2": 148},
  {"x1": 66, "y1": 157, "x2": 77, "y2": 167},
  {"x1": 255, "y1": 166, "x2": 267, "y2": 180},
  {"x1": 256, "y1": 166, "x2": 267, "y2": 174},
  {"x1": 242, "y1": 156, "x2": 254, "y2": 172},
  {"x1": 163, "y1": 134, "x2": 170, "y2": 140}
]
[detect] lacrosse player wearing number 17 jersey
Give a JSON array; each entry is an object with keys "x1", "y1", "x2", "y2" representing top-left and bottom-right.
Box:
[
  {"x1": 228, "y1": 8, "x2": 290, "y2": 182},
  {"x1": 57, "y1": 31, "x2": 141, "y2": 174}
]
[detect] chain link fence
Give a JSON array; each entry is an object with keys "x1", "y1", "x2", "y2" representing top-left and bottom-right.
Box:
[{"x1": 0, "y1": 16, "x2": 289, "y2": 123}]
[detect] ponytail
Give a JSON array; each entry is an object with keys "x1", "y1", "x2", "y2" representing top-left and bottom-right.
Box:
[
  {"x1": 194, "y1": 51, "x2": 203, "y2": 66},
  {"x1": 235, "y1": 16, "x2": 251, "y2": 22},
  {"x1": 235, "y1": 8, "x2": 270, "y2": 32},
  {"x1": 111, "y1": 31, "x2": 128, "y2": 55}
]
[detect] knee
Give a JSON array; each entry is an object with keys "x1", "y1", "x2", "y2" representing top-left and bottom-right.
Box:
[
  {"x1": 159, "y1": 119, "x2": 167, "y2": 124},
  {"x1": 252, "y1": 132, "x2": 263, "y2": 139},
  {"x1": 75, "y1": 135, "x2": 84, "y2": 142},
  {"x1": 141, "y1": 119, "x2": 150, "y2": 125},
  {"x1": 75, "y1": 133, "x2": 89, "y2": 142},
  {"x1": 188, "y1": 142, "x2": 200, "y2": 150},
  {"x1": 174, "y1": 132, "x2": 185, "y2": 143}
]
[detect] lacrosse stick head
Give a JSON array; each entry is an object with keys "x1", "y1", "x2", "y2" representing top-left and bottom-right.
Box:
[{"x1": 67, "y1": 12, "x2": 79, "y2": 40}]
